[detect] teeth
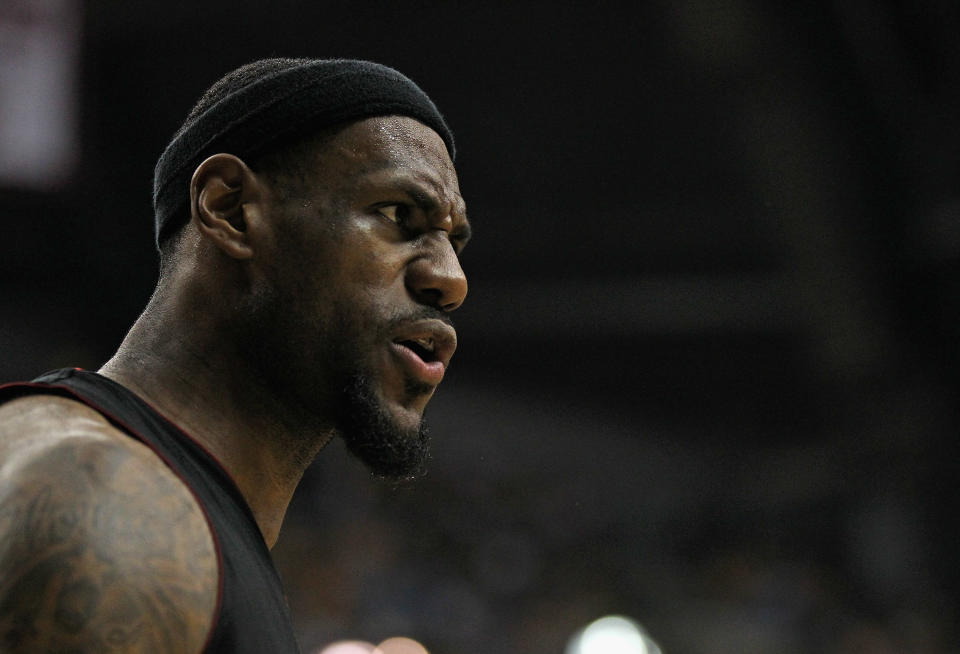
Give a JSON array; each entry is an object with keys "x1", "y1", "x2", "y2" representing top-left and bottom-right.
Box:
[{"x1": 413, "y1": 337, "x2": 435, "y2": 352}]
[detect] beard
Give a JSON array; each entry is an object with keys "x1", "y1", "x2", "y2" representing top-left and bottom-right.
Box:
[
  {"x1": 251, "y1": 267, "x2": 443, "y2": 481},
  {"x1": 335, "y1": 372, "x2": 432, "y2": 481}
]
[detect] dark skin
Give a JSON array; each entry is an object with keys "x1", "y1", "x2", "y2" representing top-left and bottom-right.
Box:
[{"x1": 0, "y1": 115, "x2": 470, "y2": 653}]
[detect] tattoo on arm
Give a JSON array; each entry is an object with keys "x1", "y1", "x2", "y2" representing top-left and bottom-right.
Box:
[{"x1": 0, "y1": 437, "x2": 218, "y2": 653}]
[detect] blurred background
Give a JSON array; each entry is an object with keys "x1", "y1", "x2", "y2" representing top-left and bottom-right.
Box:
[{"x1": 2, "y1": 1, "x2": 958, "y2": 652}]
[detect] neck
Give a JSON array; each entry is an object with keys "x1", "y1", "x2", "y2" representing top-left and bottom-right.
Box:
[{"x1": 99, "y1": 292, "x2": 334, "y2": 549}]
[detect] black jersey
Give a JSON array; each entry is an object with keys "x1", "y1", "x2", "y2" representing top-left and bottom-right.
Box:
[{"x1": 0, "y1": 368, "x2": 301, "y2": 654}]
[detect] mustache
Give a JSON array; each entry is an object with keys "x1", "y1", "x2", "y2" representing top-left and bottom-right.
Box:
[{"x1": 385, "y1": 306, "x2": 456, "y2": 332}]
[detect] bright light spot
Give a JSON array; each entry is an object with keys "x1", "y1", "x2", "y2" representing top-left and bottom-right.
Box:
[
  {"x1": 373, "y1": 636, "x2": 430, "y2": 654},
  {"x1": 317, "y1": 641, "x2": 376, "y2": 654},
  {"x1": 566, "y1": 615, "x2": 661, "y2": 654}
]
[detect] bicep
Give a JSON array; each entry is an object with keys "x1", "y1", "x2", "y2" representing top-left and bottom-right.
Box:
[{"x1": 0, "y1": 435, "x2": 218, "y2": 653}]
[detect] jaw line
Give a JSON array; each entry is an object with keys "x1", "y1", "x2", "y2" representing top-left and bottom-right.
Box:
[{"x1": 336, "y1": 372, "x2": 432, "y2": 480}]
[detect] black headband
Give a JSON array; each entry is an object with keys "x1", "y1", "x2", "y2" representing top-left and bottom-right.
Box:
[{"x1": 152, "y1": 58, "x2": 455, "y2": 247}]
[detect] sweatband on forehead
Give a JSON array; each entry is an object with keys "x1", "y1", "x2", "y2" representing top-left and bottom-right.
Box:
[{"x1": 152, "y1": 58, "x2": 455, "y2": 247}]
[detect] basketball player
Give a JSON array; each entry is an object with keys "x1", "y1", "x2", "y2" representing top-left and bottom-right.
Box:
[{"x1": 0, "y1": 58, "x2": 470, "y2": 653}]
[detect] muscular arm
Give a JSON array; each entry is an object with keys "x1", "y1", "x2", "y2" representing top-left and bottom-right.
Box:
[{"x1": 0, "y1": 396, "x2": 218, "y2": 653}]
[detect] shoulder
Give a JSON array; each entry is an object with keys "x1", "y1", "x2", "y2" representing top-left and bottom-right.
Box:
[{"x1": 0, "y1": 394, "x2": 219, "y2": 653}]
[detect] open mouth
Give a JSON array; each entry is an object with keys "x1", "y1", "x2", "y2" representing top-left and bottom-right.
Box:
[
  {"x1": 389, "y1": 319, "x2": 456, "y2": 387},
  {"x1": 396, "y1": 336, "x2": 438, "y2": 362}
]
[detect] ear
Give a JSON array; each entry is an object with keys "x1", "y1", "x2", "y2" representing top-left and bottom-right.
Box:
[{"x1": 189, "y1": 153, "x2": 265, "y2": 260}]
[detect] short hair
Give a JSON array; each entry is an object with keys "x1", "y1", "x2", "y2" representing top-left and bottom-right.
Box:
[{"x1": 153, "y1": 58, "x2": 455, "y2": 251}]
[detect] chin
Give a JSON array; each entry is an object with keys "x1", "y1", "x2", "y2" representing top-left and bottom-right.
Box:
[{"x1": 335, "y1": 374, "x2": 432, "y2": 480}]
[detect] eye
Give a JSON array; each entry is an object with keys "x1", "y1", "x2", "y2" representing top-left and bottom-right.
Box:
[
  {"x1": 450, "y1": 225, "x2": 471, "y2": 256},
  {"x1": 376, "y1": 204, "x2": 410, "y2": 226}
]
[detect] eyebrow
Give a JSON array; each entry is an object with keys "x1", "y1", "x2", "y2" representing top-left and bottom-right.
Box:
[
  {"x1": 399, "y1": 182, "x2": 443, "y2": 215},
  {"x1": 394, "y1": 179, "x2": 472, "y2": 241}
]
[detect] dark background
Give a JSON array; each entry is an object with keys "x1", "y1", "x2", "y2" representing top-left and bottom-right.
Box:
[{"x1": 2, "y1": 1, "x2": 959, "y2": 652}]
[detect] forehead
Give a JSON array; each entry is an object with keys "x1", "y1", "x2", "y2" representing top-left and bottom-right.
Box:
[{"x1": 314, "y1": 115, "x2": 461, "y2": 200}]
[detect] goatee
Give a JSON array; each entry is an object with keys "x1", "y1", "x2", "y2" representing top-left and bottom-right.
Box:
[{"x1": 336, "y1": 374, "x2": 431, "y2": 481}]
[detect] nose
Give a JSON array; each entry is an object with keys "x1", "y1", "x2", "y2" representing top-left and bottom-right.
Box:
[{"x1": 406, "y1": 233, "x2": 468, "y2": 311}]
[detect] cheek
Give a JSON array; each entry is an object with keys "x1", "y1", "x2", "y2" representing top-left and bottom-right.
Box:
[
  {"x1": 279, "y1": 222, "x2": 411, "y2": 328},
  {"x1": 341, "y1": 254, "x2": 411, "y2": 313}
]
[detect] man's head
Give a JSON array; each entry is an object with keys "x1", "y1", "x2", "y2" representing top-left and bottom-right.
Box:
[
  {"x1": 153, "y1": 59, "x2": 470, "y2": 480},
  {"x1": 153, "y1": 58, "x2": 456, "y2": 249}
]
